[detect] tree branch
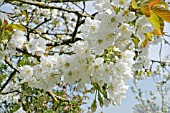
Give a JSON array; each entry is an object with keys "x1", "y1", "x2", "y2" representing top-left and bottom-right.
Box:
[
  {"x1": 0, "y1": 70, "x2": 17, "y2": 93},
  {"x1": 46, "y1": 37, "x2": 82, "y2": 46},
  {"x1": 72, "y1": 14, "x2": 81, "y2": 41},
  {"x1": 16, "y1": 48, "x2": 41, "y2": 60},
  {"x1": 151, "y1": 60, "x2": 170, "y2": 66},
  {"x1": 33, "y1": 18, "x2": 51, "y2": 30},
  {"x1": 36, "y1": 0, "x2": 92, "y2": 3},
  {"x1": 5, "y1": 0, "x2": 89, "y2": 17},
  {"x1": 0, "y1": 90, "x2": 21, "y2": 95},
  {"x1": 46, "y1": 91, "x2": 70, "y2": 103},
  {"x1": 0, "y1": 57, "x2": 20, "y2": 93},
  {"x1": 4, "y1": 56, "x2": 20, "y2": 73}
]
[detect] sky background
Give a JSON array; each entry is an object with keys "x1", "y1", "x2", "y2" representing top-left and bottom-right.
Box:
[{"x1": 1, "y1": 1, "x2": 170, "y2": 113}]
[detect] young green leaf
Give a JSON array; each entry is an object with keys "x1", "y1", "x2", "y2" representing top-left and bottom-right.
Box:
[
  {"x1": 132, "y1": 0, "x2": 138, "y2": 9},
  {"x1": 148, "y1": 11, "x2": 162, "y2": 35},
  {"x1": 8, "y1": 24, "x2": 27, "y2": 32},
  {"x1": 22, "y1": 10, "x2": 29, "y2": 21},
  {"x1": 98, "y1": 92, "x2": 104, "y2": 107}
]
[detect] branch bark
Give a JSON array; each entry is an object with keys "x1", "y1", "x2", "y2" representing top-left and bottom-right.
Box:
[
  {"x1": 0, "y1": 70, "x2": 17, "y2": 93},
  {"x1": 16, "y1": 48, "x2": 41, "y2": 60},
  {"x1": 5, "y1": 0, "x2": 90, "y2": 17},
  {"x1": 17, "y1": 0, "x2": 92, "y2": 3}
]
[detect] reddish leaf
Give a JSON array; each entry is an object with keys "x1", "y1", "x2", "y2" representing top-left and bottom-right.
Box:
[
  {"x1": 142, "y1": 35, "x2": 148, "y2": 48},
  {"x1": 3, "y1": 19, "x2": 8, "y2": 28},
  {"x1": 145, "y1": 0, "x2": 161, "y2": 7},
  {"x1": 8, "y1": 24, "x2": 27, "y2": 32},
  {"x1": 5, "y1": 26, "x2": 13, "y2": 32},
  {"x1": 141, "y1": 4, "x2": 151, "y2": 17},
  {"x1": 152, "y1": 6, "x2": 170, "y2": 23}
]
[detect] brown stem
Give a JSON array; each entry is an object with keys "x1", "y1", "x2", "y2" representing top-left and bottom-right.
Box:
[
  {"x1": 5, "y1": 0, "x2": 89, "y2": 17},
  {"x1": 0, "y1": 70, "x2": 17, "y2": 93}
]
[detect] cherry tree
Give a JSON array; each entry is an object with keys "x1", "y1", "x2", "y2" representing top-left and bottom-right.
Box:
[{"x1": 0, "y1": 0, "x2": 170, "y2": 112}]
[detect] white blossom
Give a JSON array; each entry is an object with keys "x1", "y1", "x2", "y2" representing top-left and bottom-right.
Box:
[
  {"x1": 26, "y1": 37, "x2": 46, "y2": 55},
  {"x1": 19, "y1": 65, "x2": 33, "y2": 81},
  {"x1": 112, "y1": 0, "x2": 131, "y2": 8},
  {"x1": 93, "y1": 0, "x2": 112, "y2": 11},
  {"x1": 80, "y1": 17, "x2": 100, "y2": 35},
  {"x1": 135, "y1": 16, "x2": 154, "y2": 42},
  {"x1": 115, "y1": 10, "x2": 136, "y2": 23},
  {"x1": 6, "y1": 0, "x2": 164, "y2": 108}
]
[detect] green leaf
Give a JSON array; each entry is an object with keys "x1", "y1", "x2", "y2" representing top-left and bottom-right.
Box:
[
  {"x1": 147, "y1": 71, "x2": 152, "y2": 77},
  {"x1": 148, "y1": 11, "x2": 162, "y2": 35},
  {"x1": 112, "y1": 5, "x2": 120, "y2": 14},
  {"x1": 0, "y1": 19, "x2": 2, "y2": 26},
  {"x1": 132, "y1": 0, "x2": 138, "y2": 9},
  {"x1": 98, "y1": 92, "x2": 103, "y2": 107},
  {"x1": 91, "y1": 100, "x2": 97, "y2": 112},
  {"x1": 8, "y1": 24, "x2": 27, "y2": 32},
  {"x1": 4, "y1": 30, "x2": 12, "y2": 42},
  {"x1": 145, "y1": 33, "x2": 152, "y2": 41},
  {"x1": 133, "y1": 36, "x2": 140, "y2": 48},
  {"x1": 22, "y1": 10, "x2": 29, "y2": 21},
  {"x1": 18, "y1": 56, "x2": 31, "y2": 66},
  {"x1": 12, "y1": 104, "x2": 20, "y2": 112}
]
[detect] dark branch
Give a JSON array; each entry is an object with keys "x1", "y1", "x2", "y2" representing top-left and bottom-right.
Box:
[
  {"x1": 72, "y1": 14, "x2": 81, "y2": 41},
  {"x1": 5, "y1": 0, "x2": 89, "y2": 17},
  {"x1": 4, "y1": 56, "x2": 20, "y2": 73},
  {"x1": 151, "y1": 60, "x2": 169, "y2": 63},
  {"x1": 16, "y1": 48, "x2": 41, "y2": 60},
  {"x1": 33, "y1": 18, "x2": 51, "y2": 30},
  {"x1": 0, "y1": 90, "x2": 21, "y2": 95},
  {"x1": 46, "y1": 37, "x2": 82, "y2": 46},
  {"x1": 36, "y1": 0, "x2": 92, "y2": 3},
  {"x1": 0, "y1": 70, "x2": 17, "y2": 93}
]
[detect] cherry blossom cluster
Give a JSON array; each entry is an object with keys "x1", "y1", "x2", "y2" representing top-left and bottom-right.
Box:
[{"x1": 0, "y1": 0, "x2": 165, "y2": 106}]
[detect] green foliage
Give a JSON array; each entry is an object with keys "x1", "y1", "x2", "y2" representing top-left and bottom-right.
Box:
[
  {"x1": 0, "y1": 82, "x2": 85, "y2": 113},
  {"x1": 8, "y1": 24, "x2": 26, "y2": 32}
]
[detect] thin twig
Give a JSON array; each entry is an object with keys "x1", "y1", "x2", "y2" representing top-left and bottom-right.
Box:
[
  {"x1": 0, "y1": 70, "x2": 17, "y2": 93},
  {"x1": 16, "y1": 48, "x2": 41, "y2": 60},
  {"x1": 46, "y1": 91, "x2": 70, "y2": 103},
  {"x1": 46, "y1": 37, "x2": 82, "y2": 46},
  {"x1": 5, "y1": 0, "x2": 89, "y2": 17},
  {"x1": 4, "y1": 56, "x2": 20, "y2": 73}
]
